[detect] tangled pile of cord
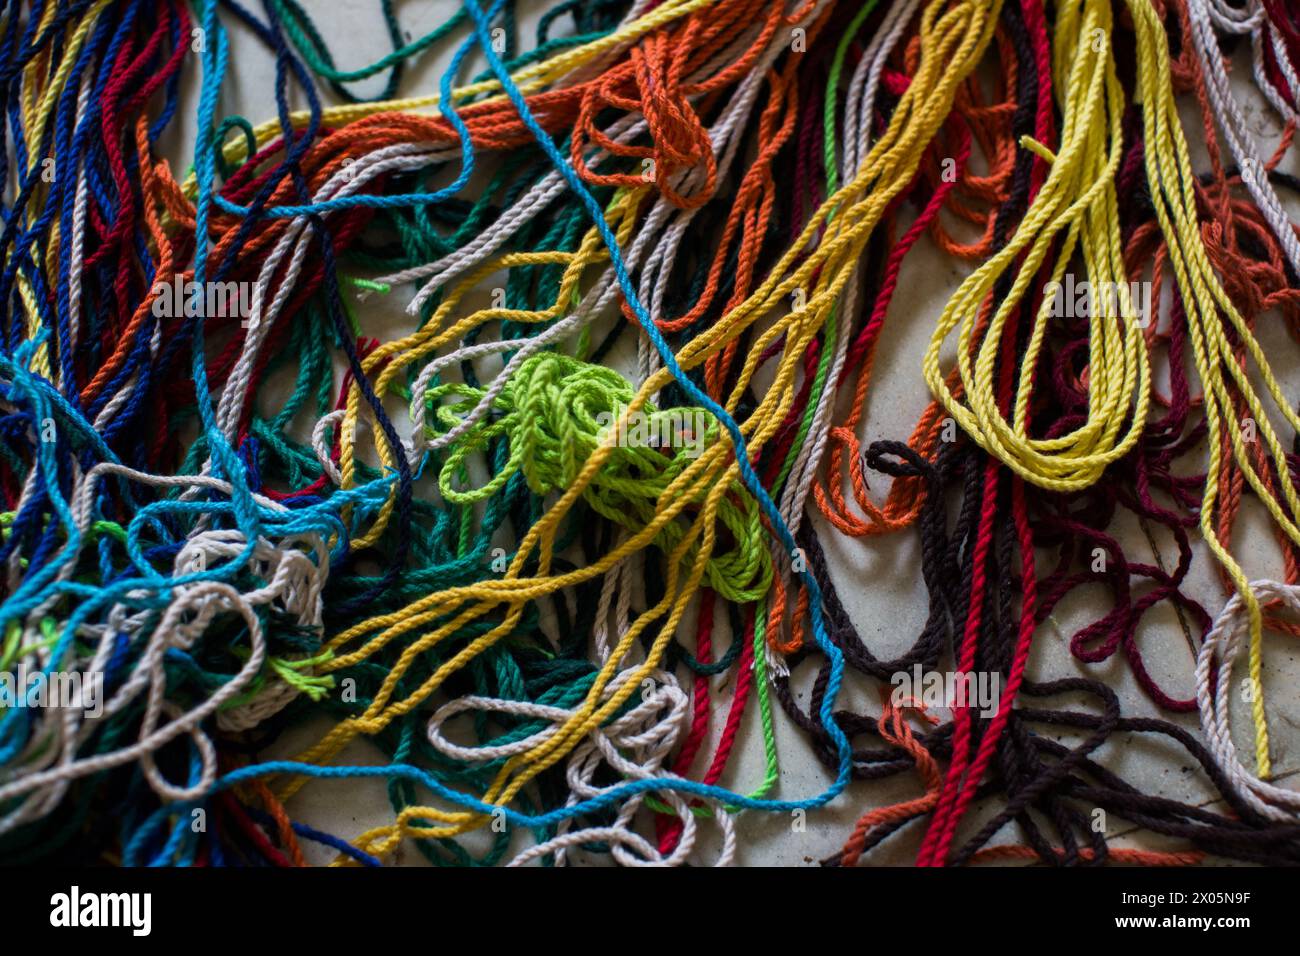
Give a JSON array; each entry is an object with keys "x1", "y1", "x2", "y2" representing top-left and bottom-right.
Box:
[{"x1": 2, "y1": 0, "x2": 1300, "y2": 867}]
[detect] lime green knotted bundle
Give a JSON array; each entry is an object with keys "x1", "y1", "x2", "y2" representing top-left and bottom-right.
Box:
[{"x1": 424, "y1": 351, "x2": 771, "y2": 601}]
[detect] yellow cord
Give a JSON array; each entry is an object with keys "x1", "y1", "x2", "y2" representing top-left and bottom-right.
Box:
[
  {"x1": 1123, "y1": 0, "x2": 1300, "y2": 778},
  {"x1": 924, "y1": 0, "x2": 1149, "y2": 493}
]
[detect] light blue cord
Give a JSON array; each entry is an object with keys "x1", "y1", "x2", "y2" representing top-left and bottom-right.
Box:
[{"x1": 458, "y1": 0, "x2": 852, "y2": 797}]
